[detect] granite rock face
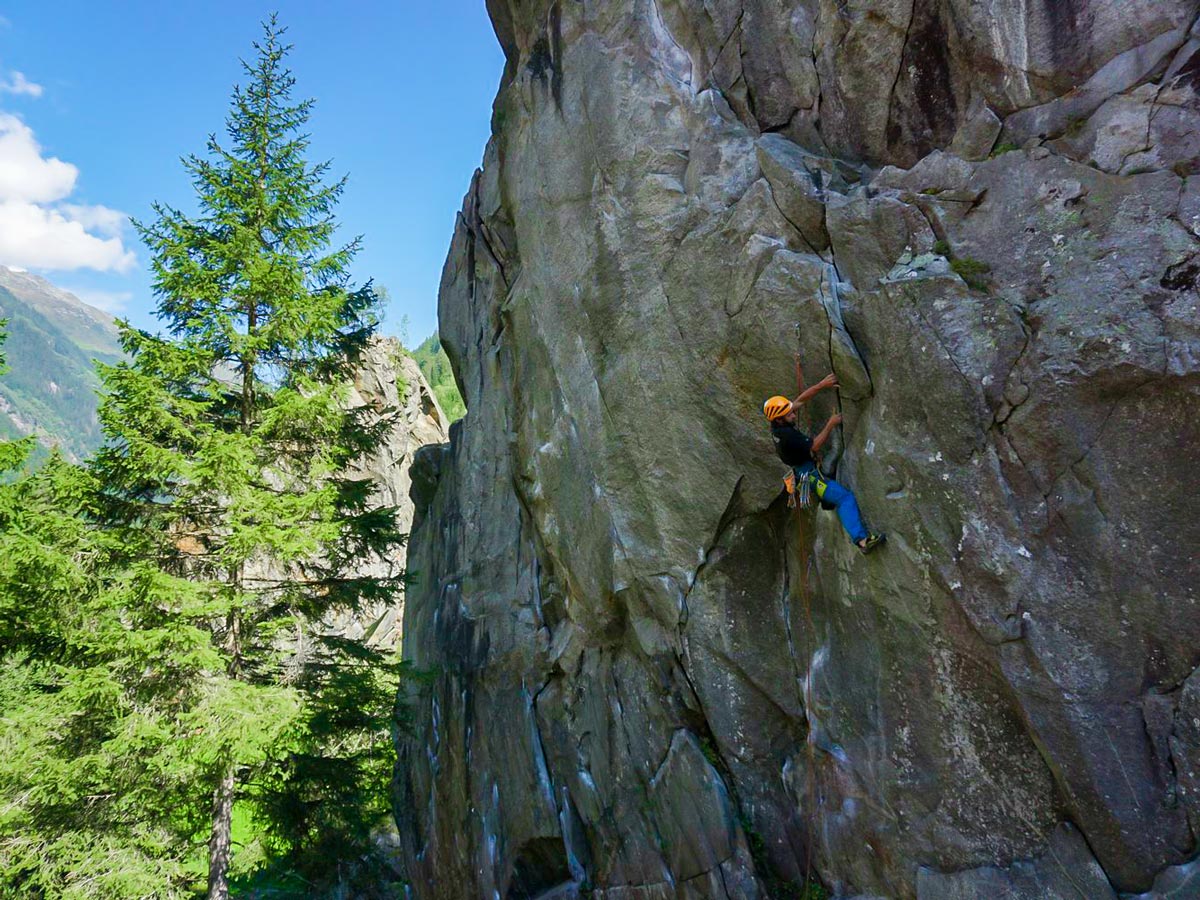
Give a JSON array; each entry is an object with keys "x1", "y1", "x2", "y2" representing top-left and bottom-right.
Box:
[
  {"x1": 394, "y1": 3, "x2": 1200, "y2": 897},
  {"x1": 319, "y1": 337, "x2": 449, "y2": 648}
]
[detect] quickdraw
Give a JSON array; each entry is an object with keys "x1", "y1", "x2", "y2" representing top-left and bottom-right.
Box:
[{"x1": 784, "y1": 467, "x2": 826, "y2": 509}]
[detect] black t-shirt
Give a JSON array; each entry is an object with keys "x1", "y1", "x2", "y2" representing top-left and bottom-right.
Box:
[{"x1": 771, "y1": 423, "x2": 814, "y2": 467}]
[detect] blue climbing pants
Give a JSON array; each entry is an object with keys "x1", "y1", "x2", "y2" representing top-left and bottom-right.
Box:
[{"x1": 796, "y1": 465, "x2": 869, "y2": 544}]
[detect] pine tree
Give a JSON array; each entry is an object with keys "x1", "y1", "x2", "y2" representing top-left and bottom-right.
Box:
[
  {"x1": 1, "y1": 324, "x2": 195, "y2": 896},
  {"x1": 88, "y1": 17, "x2": 402, "y2": 898},
  {"x1": 0, "y1": 451, "x2": 200, "y2": 898}
]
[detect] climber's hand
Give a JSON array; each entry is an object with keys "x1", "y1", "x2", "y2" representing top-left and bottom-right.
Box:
[
  {"x1": 829, "y1": 413, "x2": 843, "y2": 427},
  {"x1": 820, "y1": 373, "x2": 838, "y2": 388}
]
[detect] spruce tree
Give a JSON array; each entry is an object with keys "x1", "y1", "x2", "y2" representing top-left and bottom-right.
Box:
[
  {"x1": 0, "y1": 324, "x2": 192, "y2": 896},
  {"x1": 89, "y1": 17, "x2": 402, "y2": 898},
  {"x1": 0, "y1": 454, "x2": 197, "y2": 897}
]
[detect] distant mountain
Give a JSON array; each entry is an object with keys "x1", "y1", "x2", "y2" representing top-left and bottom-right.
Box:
[{"x1": 0, "y1": 266, "x2": 124, "y2": 461}]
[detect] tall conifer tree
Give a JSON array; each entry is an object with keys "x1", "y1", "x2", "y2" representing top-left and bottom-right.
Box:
[
  {"x1": 90, "y1": 17, "x2": 401, "y2": 898},
  {"x1": 1, "y1": 328, "x2": 194, "y2": 896}
]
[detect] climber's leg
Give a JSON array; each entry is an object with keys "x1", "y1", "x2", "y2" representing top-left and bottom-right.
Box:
[{"x1": 814, "y1": 476, "x2": 869, "y2": 544}]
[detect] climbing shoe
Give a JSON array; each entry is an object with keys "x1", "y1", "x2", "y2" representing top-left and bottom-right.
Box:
[{"x1": 858, "y1": 532, "x2": 886, "y2": 555}]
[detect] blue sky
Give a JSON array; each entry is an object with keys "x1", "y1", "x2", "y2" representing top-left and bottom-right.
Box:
[{"x1": 0, "y1": 1, "x2": 505, "y2": 342}]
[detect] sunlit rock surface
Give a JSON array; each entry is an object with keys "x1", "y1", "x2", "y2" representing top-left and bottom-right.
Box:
[
  {"x1": 394, "y1": 3, "x2": 1200, "y2": 897},
  {"x1": 322, "y1": 336, "x2": 449, "y2": 648}
]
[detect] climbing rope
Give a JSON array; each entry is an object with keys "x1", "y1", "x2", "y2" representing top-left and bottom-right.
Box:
[{"x1": 793, "y1": 326, "x2": 823, "y2": 896}]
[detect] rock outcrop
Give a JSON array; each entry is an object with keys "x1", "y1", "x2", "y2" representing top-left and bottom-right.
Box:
[
  {"x1": 323, "y1": 337, "x2": 449, "y2": 649},
  {"x1": 394, "y1": 3, "x2": 1200, "y2": 897}
]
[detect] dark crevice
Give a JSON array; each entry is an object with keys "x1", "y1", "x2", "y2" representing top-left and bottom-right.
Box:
[
  {"x1": 1162, "y1": 257, "x2": 1200, "y2": 292},
  {"x1": 882, "y1": 2, "x2": 918, "y2": 152},
  {"x1": 777, "y1": 502, "x2": 809, "y2": 715},
  {"x1": 525, "y1": 2, "x2": 564, "y2": 112},
  {"x1": 1039, "y1": 379, "x2": 1158, "y2": 503},
  {"x1": 991, "y1": 309, "x2": 1034, "y2": 428},
  {"x1": 704, "y1": 7, "x2": 745, "y2": 90},
  {"x1": 809, "y1": 3, "x2": 824, "y2": 147},
  {"x1": 762, "y1": 106, "x2": 802, "y2": 135},
  {"x1": 506, "y1": 836, "x2": 572, "y2": 899},
  {"x1": 683, "y1": 476, "x2": 748, "y2": 605},
  {"x1": 763, "y1": 178, "x2": 828, "y2": 260},
  {"x1": 908, "y1": 195, "x2": 950, "y2": 245}
]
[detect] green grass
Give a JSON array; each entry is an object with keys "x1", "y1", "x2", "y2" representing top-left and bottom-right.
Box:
[
  {"x1": 929, "y1": 241, "x2": 992, "y2": 291},
  {"x1": 950, "y1": 256, "x2": 992, "y2": 290}
]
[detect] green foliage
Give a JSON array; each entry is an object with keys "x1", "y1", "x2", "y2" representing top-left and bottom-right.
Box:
[
  {"x1": 0, "y1": 449, "x2": 201, "y2": 897},
  {"x1": 950, "y1": 256, "x2": 992, "y2": 291},
  {"x1": 772, "y1": 881, "x2": 830, "y2": 900},
  {"x1": 411, "y1": 332, "x2": 465, "y2": 421},
  {"x1": 930, "y1": 242, "x2": 992, "y2": 291},
  {"x1": 248, "y1": 649, "x2": 407, "y2": 887},
  {"x1": 698, "y1": 735, "x2": 722, "y2": 770},
  {"x1": 739, "y1": 813, "x2": 768, "y2": 866},
  {"x1": 0, "y1": 20, "x2": 408, "y2": 899},
  {"x1": 738, "y1": 811, "x2": 828, "y2": 900},
  {"x1": 989, "y1": 142, "x2": 1021, "y2": 158}
]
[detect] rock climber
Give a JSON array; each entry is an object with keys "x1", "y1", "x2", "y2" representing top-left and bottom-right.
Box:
[{"x1": 764, "y1": 374, "x2": 885, "y2": 554}]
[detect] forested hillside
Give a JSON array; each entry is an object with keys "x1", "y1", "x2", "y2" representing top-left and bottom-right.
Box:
[
  {"x1": 411, "y1": 332, "x2": 465, "y2": 421},
  {"x1": 0, "y1": 268, "x2": 122, "y2": 460}
]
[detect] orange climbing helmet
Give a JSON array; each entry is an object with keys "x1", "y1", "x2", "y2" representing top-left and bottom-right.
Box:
[{"x1": 763, "y1": 395, "x2": 793, "y2": 421}]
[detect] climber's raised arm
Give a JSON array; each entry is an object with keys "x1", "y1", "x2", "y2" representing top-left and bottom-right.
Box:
[
  {"x1": 762, "y1": 394, "x2": 883, "y2": 554},
  {"x1": 793, "y1": 372, "x2": 838, "y2": 407},
  {"x1": 811, "y1": 412, "x2": 843, "y2": 455}
]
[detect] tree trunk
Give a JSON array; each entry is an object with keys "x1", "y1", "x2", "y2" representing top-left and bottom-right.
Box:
[
  {"x1": 210, "y1": 601, "x2": 242, "y2": 898},
  {"x1": 207, "y1": 760, "x2": 236, "y2": 900}
]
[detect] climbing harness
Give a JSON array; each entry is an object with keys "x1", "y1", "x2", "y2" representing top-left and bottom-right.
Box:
[{"x1": 785, "y1": 465, "x2": 835, "y2": 511}]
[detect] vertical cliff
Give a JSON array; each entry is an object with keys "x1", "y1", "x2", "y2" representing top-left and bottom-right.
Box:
[{"x1": 394, "y1": 3, "x2": 1200, "y2": 897}]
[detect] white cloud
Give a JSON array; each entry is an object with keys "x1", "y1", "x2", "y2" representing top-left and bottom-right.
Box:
[
  {"x1": 0, "y1": 113, "x2": 75, "y2": 203},
  {"x1": 0, "y1": 72, "x2": 42, "y2": 98},
  {"x1": 59, "y1": 203, "x2": 127, "y2": 237},
  {"x1": 0, "y1": 113, "x2": 135, "y2": 272},
  {"x1": 0, "y1": 202, "x2": 135, "y2": 271}
]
